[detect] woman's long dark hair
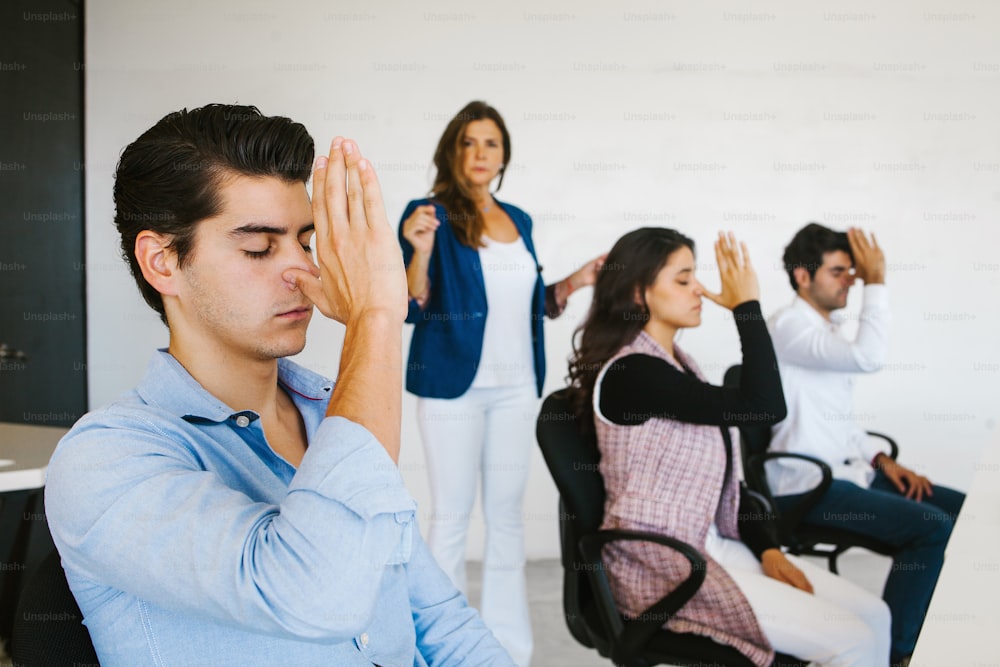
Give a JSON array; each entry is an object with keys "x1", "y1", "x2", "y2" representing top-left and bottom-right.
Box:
[
  {"x1": 566, "y1": 227, "x2": 695, "y2": 428},
  {"x1": 430, "y1": 101, "x2": 511, "y2": 248}
]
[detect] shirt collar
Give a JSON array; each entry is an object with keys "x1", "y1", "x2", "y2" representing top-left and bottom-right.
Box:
[{"x1": 135, "y1": 349, "x2": 333, "y2": 423}]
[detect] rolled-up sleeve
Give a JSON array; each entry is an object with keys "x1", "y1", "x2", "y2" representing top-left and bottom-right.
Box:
[{"x1": 46, "y1": 413, "x2": 416, "y2": 641}]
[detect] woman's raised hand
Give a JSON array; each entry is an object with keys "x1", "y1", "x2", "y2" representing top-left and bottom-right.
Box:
[
  {"x1": 702, "y1": 232, "x2": 759, "y2": 311},
  {"x1": 401, "y1": 204, "x2": 439, "y2": 256}
]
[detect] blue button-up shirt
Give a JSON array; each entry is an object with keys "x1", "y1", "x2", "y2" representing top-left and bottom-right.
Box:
[{"x1": 45, "y1": 350, "x2": 512, "y2": 666}]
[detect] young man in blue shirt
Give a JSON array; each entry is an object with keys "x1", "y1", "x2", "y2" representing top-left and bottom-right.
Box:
[{"x1": 44, "y1": 104, "x2": 513, "y2": 666}]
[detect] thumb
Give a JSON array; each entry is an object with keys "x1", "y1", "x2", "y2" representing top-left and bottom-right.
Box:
[{"x1": 283, "y1": 268, "x2": 324, "y2": 305}]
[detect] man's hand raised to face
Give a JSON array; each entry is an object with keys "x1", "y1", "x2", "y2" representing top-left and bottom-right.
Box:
[
  {"x1": 847, "y1": 228, "x2": 886, "y2": 286},
  {"x1": 286, "y1": 137, "x2": 408, "y2": 325},
  {"x1": 284, "y1": 137, "x2": 407, "y2": 462}
]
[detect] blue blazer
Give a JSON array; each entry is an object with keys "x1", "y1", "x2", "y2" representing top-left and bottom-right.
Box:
[{"x1": 398, "y1": 198, "x2": 549, "y2": 399}]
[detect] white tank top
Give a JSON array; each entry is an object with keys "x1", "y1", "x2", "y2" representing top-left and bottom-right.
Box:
[{"x1": 470, "y1": 235, "x2": 537, "y2": 388}]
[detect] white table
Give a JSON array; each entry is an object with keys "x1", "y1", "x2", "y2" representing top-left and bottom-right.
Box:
[
  {"x1": 0, "y1": 421, "x2": 68, "y2": 641},
  {"x1": 910, "y1": 436, "x2": 1000, "y2": 665},
  {"x1": 0, "y1": 422, "x2": 67, "y2": 492}
]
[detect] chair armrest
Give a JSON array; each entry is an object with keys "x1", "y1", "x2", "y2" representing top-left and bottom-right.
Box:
[
  {"x1": 742, "y1": 486, "x2": 773, "y2": 514},
  {"x1": 579, "y1": 529, "x2": 707, "y2": 666},
  {"x1": 751, "y1": 452, "x2": 833, "y2": 541},
  {"x1": 865, "y1": 431, "x2": 899, "y2": 460}
]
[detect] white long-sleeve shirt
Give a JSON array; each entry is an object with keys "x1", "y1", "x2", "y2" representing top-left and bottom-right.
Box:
[{"x1": 766, "y1": 285, "x2": 892, "y2": 496}]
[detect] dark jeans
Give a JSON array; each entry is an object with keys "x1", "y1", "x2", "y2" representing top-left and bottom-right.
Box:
[{"x1": 775, "y1": 471, "x2": 965, "y2": 661}]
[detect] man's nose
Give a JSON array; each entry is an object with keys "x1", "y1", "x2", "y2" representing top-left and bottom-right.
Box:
[
  {"x1": 284, "y1": 241, "x2": 317, "y2": 274},
  {"x1": 280, "y1": 244, "x2": 319, "y2": 292}
]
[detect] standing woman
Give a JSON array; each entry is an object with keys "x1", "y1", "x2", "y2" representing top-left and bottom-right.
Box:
[
  {"x1": 566, "y1": 228, "x2": 891, "y2": 667},
  {"x1": 399, "y1": 100, "x2": 602, "y2": 665}
]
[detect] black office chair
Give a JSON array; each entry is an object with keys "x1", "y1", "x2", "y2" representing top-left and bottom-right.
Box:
[
  {"x1": 536, "y1": 389, "x2": 804, "y2": 667},
  {"x1": 10, "y1": 547, "x2": 99, "y2": 666},
  {"x1": 724, "y1": 364, "x2": 898, "y2": 573}
]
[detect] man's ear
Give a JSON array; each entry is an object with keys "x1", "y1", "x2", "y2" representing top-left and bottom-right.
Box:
[
  {"x1": 792, "y1": 266, "x2": 810, "y2": 292},
  {"x1": 135, "y1": 231, "x2": 180, "y2": 297}
]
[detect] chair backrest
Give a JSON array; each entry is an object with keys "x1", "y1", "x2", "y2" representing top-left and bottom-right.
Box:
[
  {"x1": 10, "y1": 548, "x2": 99, "y2": 666},
  {"x1": 723, "y1": 365, "x2": 779, "y2": 496},
  {"x1": 536, "y1": 389, "x2": 606, "y2": 541},
  {"x1": 722, "y1": 364, "x2": 774, "y2": 459},
  {"x1": 535, "y1": 389, "x2": 611, "y2": 651}
]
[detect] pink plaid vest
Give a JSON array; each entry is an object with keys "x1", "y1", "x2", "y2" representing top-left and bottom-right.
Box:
[{"x1": 594, "y1": 331, "x2": 774, "y2": 667}]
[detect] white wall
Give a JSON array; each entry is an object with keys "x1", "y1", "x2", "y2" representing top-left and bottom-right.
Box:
[{"x1": 86, "y1": 0, "x2": 1000, "y2": 560}]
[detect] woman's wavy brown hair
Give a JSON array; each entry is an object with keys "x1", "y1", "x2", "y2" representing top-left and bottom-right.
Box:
[
  {"x1": 566, "y1": 227, "x2": 695, "y2": 430},
  {"x1": 430, "y1": 101, "x2": 511, "y2": 248}
]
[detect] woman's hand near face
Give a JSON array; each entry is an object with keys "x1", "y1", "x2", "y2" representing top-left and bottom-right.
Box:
[
  {"x1": 552, "y1": 253, "x2": 608, "y2": 312},
  {"x1": 569, "y1": 253, "x2": 607, "y2": 290},
  {"x1": 401, "y1": 204, "x2": 439, "y2": 302},
  {"x1": 702, "y1": 232, "x2": 759, "y2": 311},
  {"x1": 402, "y1": 204, "x2": 439, "y2": 257}
]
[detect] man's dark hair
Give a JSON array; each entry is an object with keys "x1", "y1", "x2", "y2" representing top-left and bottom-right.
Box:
[
  {"x1": 113, "y1": 103, "x2": 315, "y2": 324},
  {"x1": 782, "y1": 222, "x2": 853, "y2": 291}
]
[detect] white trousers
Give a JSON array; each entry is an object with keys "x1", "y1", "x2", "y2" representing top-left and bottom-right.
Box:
[
  {"x1": 705, "y1": 528, "x2": 891, "y2": 667},
  {"x1": 418, "y1": 384, "x2": 536, "y2": 666}
]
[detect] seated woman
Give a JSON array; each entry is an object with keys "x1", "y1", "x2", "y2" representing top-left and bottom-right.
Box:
[{"x1": 566, "y1": 228, "x2": 891, "y2": 667}]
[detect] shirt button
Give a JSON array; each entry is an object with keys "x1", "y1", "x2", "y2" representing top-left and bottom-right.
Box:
[
  {"x1": 360, "y1": 632, "x2": 369, "y2": 647},
  {"x1": 235, "y1": 415, "x2": 250, "y2": 427}
]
